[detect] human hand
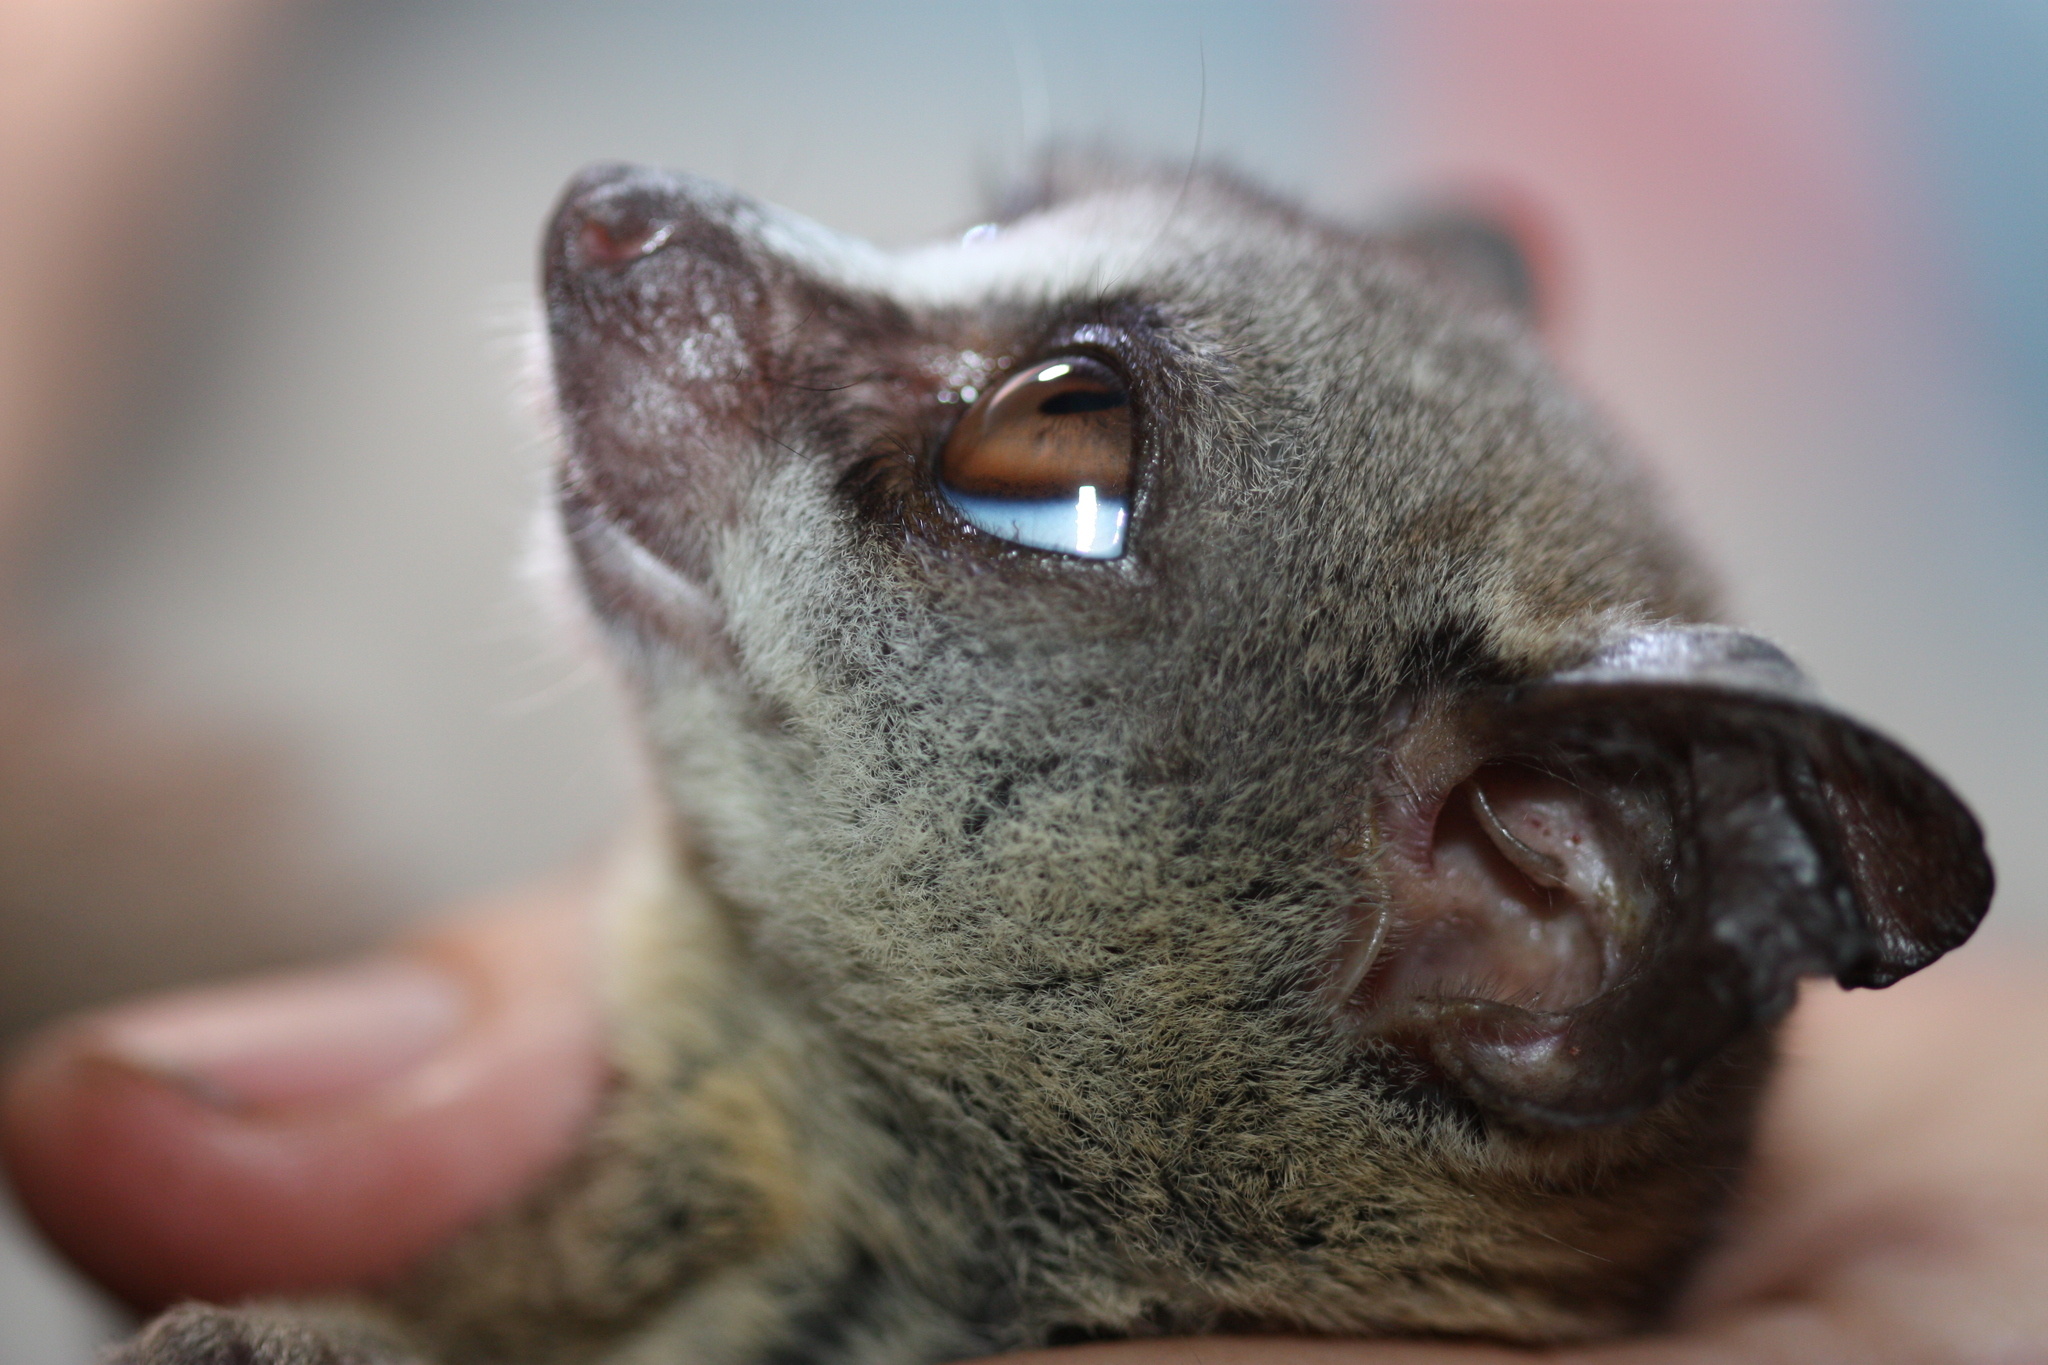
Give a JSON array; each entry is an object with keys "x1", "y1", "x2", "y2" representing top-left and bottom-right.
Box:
[
  {"x1": 0, "y1": 878, "x2": 604, "y2": 1309},
  {"x1": 5, "y1": 882, "x2": 2045, "y2": 1362}
]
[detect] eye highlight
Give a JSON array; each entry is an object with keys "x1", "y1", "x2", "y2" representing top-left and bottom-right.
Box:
[{"x1": 936, "y1": 355, "x2": 1133, "y2": 559}]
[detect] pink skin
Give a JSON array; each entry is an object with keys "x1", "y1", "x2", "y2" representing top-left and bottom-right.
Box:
[
  {"x1": 0, "y1": 886, "x2": 604, "y2": 1309},
  {"x1": 5, "y1": 881, "x2": 2046, "y2": 1361},
  {"x1": 1370, "y1": 765, "x2": 1618, "y2": 1014},
  {"x1": 1358, "y1": 701, "x2": 1626, "y2": 1024}
]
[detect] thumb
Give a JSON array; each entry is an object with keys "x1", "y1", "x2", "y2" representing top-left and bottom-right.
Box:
[{"x1": 0, "y1": 883, "x2": 604, "y2": 1311}]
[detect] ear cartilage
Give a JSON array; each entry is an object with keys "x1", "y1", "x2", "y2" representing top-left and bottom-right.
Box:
[{"x1": 1468, "y1": 778, "x2": 1571, "y2": 889}]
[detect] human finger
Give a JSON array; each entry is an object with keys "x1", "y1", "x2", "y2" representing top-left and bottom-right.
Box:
[{"x1": 0, "y1": 883, "x2": 604, "y2": 1310}]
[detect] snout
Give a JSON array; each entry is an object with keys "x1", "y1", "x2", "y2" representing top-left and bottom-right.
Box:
[
  {"x1": 540, "y1": 165, "x2": 789, "y2": 601},
  {"x1": 541, "y1": 164, "x2": 773, "y2": 401},
  {"x1": 536, "y1": 165, "x2": 898, "y2": 621}
]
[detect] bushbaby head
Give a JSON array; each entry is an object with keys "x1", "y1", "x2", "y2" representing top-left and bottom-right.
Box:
[
  {"x1": 541, "y1": 160, "x2": 1990, "y2": 1349},
  {"x1": 117, "y1": 162, "x2": 1993, "y2": 1364}
]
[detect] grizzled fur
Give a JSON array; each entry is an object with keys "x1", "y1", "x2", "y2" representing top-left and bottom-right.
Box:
[{"x1": 119, "y1": 163, "x2": 1988, "y2": 1364}]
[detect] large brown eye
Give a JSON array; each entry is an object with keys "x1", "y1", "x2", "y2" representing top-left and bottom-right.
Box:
[{"x1": 936, "y1": 355, "x2": 1133, "y2": 558}]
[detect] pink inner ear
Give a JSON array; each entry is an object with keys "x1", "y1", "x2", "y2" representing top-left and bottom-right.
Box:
[{"x1": 1368, "y1": 765, "x2": 1619, "y2": 1014}]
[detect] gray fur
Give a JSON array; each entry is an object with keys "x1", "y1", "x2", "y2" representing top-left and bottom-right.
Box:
[{"x1": 124, "y1": 162, "x2": 1988, "y2": 1363}]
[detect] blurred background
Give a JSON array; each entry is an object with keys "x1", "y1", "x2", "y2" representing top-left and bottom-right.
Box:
[{"x1": 3, "y1": 1, "x2": 2045, "y2": 1358}]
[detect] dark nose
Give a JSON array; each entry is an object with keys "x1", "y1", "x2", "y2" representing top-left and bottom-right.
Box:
[{"x1": 548, "y1": 163, "x2": 686, "y2": 274}]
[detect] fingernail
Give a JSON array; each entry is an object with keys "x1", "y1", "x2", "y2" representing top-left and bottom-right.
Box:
[{"x1": 90, "y1": 958, "x2": 469, "y2": 1112}]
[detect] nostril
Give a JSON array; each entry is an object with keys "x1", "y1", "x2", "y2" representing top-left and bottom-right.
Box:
[
  {"x1": 559, "y1": 167, "x2": 682, "y2": 271},
  {"x1": 575, "y1": 204, "x2": 676, "y2": 268}
]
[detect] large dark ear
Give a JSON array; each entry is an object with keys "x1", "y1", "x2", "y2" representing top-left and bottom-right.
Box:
[{"x1": 1364, "y1": 626, "x2": 1992, "y2": 1128}]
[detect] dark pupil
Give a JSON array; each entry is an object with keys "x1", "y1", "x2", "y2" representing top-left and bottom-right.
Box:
[{"x1": 1036, "y1": 387, "x2": 1126, "y2": 416}]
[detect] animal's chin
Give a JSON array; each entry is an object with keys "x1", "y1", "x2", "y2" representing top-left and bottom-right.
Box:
[{"x1": 555, "y1": 487, "x2": 733, "y2": 666}]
